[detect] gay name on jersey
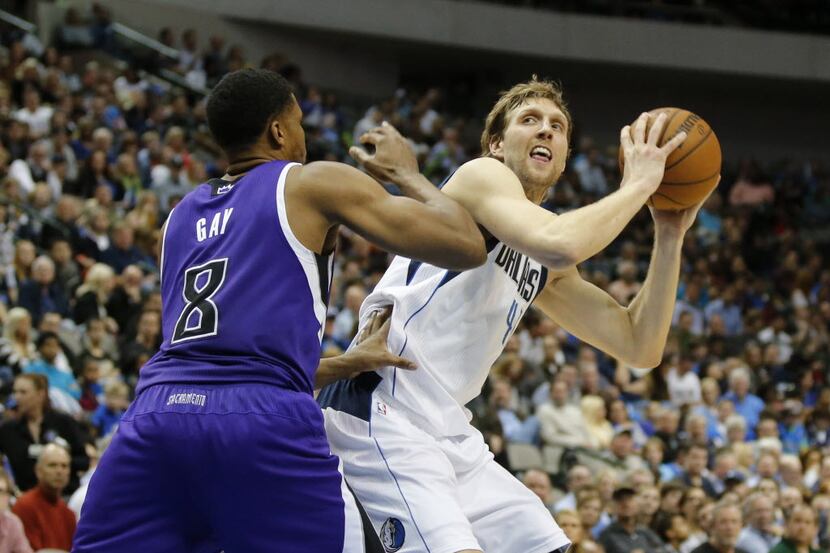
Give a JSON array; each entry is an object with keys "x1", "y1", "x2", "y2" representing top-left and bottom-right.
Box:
[{"x1": 196, "y1": 208, "x2": 234, "y2": 242}]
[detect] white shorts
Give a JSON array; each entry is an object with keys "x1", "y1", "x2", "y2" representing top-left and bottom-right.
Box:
[{"x1": 324, "y1": 396, "x2": 571, "y2": 553}]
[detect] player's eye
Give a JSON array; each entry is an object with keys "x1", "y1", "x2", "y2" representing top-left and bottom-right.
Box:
[{"x1": 523, "y1": 116, "x2": 536, "y2": 124}]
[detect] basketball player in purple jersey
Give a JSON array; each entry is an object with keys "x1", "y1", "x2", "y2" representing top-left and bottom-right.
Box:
[{"x1": 72, "y1": 69, "x2": 486, "y2": 553}]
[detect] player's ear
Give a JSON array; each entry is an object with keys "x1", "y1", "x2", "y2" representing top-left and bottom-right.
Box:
[
  {"x1": 268, "y1": 117, "x2": 284, "y2": 148},
  {"x1": 488, "y1": 136, "x2": 505, "y2": 160}
]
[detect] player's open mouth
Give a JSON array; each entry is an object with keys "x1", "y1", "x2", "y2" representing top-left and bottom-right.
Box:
[{"x1": 530, "y1": 146, "x2": 552, "y2": 163}]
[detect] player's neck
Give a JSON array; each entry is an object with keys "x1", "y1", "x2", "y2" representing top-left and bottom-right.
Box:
[{"x1": 224, "y1": 145, "x2": 290, "y2": 177}]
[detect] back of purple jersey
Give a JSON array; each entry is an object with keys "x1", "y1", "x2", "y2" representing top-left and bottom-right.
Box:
[{"x1": 138, "y1": 160, "x2": 332, "y2": 395}]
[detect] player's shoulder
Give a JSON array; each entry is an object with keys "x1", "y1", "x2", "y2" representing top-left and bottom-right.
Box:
[{"x1": 443, "y1": 157, "x2": 522, "y2": 199}]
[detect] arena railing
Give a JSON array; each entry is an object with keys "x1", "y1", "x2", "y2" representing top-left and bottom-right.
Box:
[
  {"x1": 108, "y1": 21, "x2": 210, "y2": 97},
  {"x1": 0, "y1": 7, "x2": 37, "y2": 34}
]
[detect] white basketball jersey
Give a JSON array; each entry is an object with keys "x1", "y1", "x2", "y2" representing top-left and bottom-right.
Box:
[{"x1": 360, "y1": 238, "x2": 548, "y2": 436}]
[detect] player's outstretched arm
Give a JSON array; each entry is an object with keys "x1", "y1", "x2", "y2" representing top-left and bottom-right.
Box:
[
  {"x1": 441, "y1": 112, "x2": 686, "y2": 270},
  {"x1": 533, "y1": 189, "x2": 711, "y2": 369},
  {"x1": 292, "y1": 126, "x2": 486, "y2": 270}
]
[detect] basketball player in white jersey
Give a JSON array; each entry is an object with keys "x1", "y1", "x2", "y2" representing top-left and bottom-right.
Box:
[{"x1": 319, "y1": 78, "x2": 710, "y2": 553}]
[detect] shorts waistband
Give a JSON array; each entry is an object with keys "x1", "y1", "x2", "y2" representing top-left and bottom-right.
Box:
[{"x1": 126, "y1": 382, "x2": 321, "y2": 421}]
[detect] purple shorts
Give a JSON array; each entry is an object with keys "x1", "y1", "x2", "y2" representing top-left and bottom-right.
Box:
[{"x1": 72, "y1": 383, "x2": 350, "y2": 553}]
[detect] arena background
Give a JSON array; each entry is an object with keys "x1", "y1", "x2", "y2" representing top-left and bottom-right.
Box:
[{"x1": 0, "y1": 0, "x2": 828, "y2": 551}]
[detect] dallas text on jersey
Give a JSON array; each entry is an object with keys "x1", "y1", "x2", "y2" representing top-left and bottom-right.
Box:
[{"x1": 493, "y1": 244, "x2": 542, "y2": 301}]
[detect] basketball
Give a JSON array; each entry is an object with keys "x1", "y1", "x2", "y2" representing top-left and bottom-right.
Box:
[{"x1": 619, "y1": 108, "x2": 722, "y2": 210}]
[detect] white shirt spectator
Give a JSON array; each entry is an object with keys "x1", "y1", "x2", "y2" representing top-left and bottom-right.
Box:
[
  {"x1": 667, "y1": 367, "x2": 702, "y2": 407},
  {"x1": 14, "y1": 105, "x2": 53, "y2": 138}
]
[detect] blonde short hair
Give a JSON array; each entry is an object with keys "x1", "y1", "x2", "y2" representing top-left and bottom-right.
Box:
[{"x1": 480, "y1": 76, "x2": 572, "y2": 156}]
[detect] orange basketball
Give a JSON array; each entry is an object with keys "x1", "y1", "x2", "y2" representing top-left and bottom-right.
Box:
[{"x1": 618, "y1": 108, "x2": 722, "y2": 210}]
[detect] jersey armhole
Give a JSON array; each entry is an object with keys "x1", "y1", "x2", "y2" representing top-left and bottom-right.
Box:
[
  {"x1": 275, "y1": 162, "x2": 313, "y2": 263},
  {"x1": 159, "y1": 207, "x2": 176, "y2": 285}
]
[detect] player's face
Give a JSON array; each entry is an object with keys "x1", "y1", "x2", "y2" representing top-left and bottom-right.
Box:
[{"x1": 491, "y1": 98, "x2": 569, "y2": 195}]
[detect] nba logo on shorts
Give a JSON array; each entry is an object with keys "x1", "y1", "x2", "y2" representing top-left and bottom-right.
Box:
[{"x1": 380, "y1": 517, "x2": 405, "y2": 552}]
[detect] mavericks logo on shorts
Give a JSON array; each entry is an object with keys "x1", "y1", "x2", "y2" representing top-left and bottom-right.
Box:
[{"x1": 380, "y1": 517, "x2": 405, "y2": 552}]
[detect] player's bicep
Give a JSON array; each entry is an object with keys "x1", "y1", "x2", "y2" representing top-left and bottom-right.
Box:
[
  {"x1": 536, "y1": 268, "x2": 638, "y2": 363},
  {"x1": 443, "y1": 158, "x2": 571, "y2": 268}
]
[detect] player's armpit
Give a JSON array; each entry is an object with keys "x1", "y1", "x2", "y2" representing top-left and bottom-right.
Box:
[
  {"x1": 534, "y1": 268, "x2": 660, "y2": 369},
  {"x1": 291, "y1": 162, "x2": 486, "y2": 270}
]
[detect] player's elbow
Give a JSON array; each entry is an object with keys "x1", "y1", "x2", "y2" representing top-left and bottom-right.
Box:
[
  {"x1": 449, "y1": 234, "x2": 488, "y2": 270},
  {"x1": 540, "y1": 236, "x2": 577, "y2": 270},
  {"x1": 620, "y1": 347, "x2": 662, "y2": 370}
]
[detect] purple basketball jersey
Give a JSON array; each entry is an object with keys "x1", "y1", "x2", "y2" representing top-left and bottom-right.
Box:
[{"x1": 138, "y1": 160, "x2": 332, "y2": 395}]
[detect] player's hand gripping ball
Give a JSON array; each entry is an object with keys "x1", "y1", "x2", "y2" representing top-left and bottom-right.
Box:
[{"x1": 619, "y1": 108, "x2": 722, "y2": 210}]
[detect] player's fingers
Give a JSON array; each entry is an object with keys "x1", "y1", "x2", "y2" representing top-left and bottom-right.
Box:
[
  {"x1": 387, "y1": 354, "x2": 416, "y2": 370},
  {"x1": 632, "y1": 112, "x2": 648, "y2": 144},
  {"x1": 660, "y1": 130, "x2": 688, "y2": 156},
  {"x1": 619, "y1": 125, "x2": 633, "y2": 151},
  {"x1": 375, "y1": 317, "x2": 392, "y2": 342},
  {"x1": 348, "y1": 146, "x2": 371, "y2": 165},
  {"x1": 359, "y1": 130, "x2": 384, "y2": 145},
  {"x1": 372, "y1": 307, "x2": 393, "y2": 331},
  {"x1": 381, "y1": 121, "x2": 402, "y2": 137},
  {"x1": 647, "y1": 112, "x2": 667, "y2": 146}
]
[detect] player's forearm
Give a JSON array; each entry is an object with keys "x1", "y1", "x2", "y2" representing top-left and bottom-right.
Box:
[
  {"x1": 396, "y1": 173, "x2": 487, "y2": 265},
  {"x1": 314, "y1": 356, "x2": 354, "y2": 391},
  {"x1": 540, "y1": 182, "x2": 652, "y2": 268},
  {"x1": 624, "y1": 227, "x2": 684, "y2": 367}
]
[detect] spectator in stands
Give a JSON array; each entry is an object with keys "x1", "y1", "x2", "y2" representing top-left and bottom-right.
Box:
[
  {"x1": 71, "y1": 148, "x2": 114, "y2": 199},
  {"x1": 607, "y1": 260, "x2": 641, "y2": 306},
  {"x1": 24, "y1": 331, "x2": 80, "y2": 412},
  {"x1": 522, "y1": 469, "x2": 555, "y2": 513},
  {"x1": 99, "y1": 222, "x2": 150, "y2": 274},
  {"x1": 538, "y1": 379, "x2": 591, "y2": 449},
  {"x1": 119, "y1": 309, "x2": 160, "y2": 379},
  {"x1": 668, "y1": 353, "x2": 702, "y2": 408},
  {"x1": 13, "y1": 88, "x2": 52, "y2": 139},
  {"x1": 555, "y1": 465, "x2": 592, "y2": 512},
  {"x1": 555, "y1": 509, "x2": 599, "y2": 553},
  {"x1": 0, "y1": 307, "x2": 36, "y2": 380},
  {"x1": 737, "y1": 492, "x2": 781, "y2": 553},
  {"x1": 488, "y1": 377, "x2": 538, "y2": 444},
  {"x1": 332, "y1": 282, "x2": 366, "y2": 348},
  {"x1": 602, "y1": 426, "x2": 647, "y2": 474},
  {"x1": 581, "y1": 394, "x2": 613, "y2": 449},
  {"x1": 0, "y1": 374, "x2": 88, "y2": 492},
  {"x1": 598, "y1": 485, "x2": 664, "y2": 553},
  {"x1": 105, "y1": 264, "x2": 143, "y2": 332},
  {"x1": 769, "y1": 504, "x2": 821, "y2": 553},
  {"x1": 654, "y1": 511, "x2": 692, "y2": 553},
  {"x1": 8, "y1": 140, "x2": 51, "y2": 196},
  {"x1": 90, "y1": 380, "x2": 128, "y2": 438},
  {"x1": 17, "y1": 255, "x2": 69, "y2": 326},
  {"x1": 723, "y1": 367, "x2": 764, "y2": 440},
  {"x1": 0, "y1": 467, "x2": 32, "y2": 553},
  {"x1": 637, "y1": 484, "x2": 661, "y2": 527},
  {"x1": 682, "y1": 498, "x2": 715, "y2": 553},
  {"x1": 72, "y1": 262, "x2": 115, "y2": 326},
  {"x1": 691, "y1": 502, "x2": 748, "y2": 553},
  {"x1": 7, "y1": 240, "x2": 36, "y2": 304},
  {"x1": 677, "y1": 444, "x2": 719, "y2": 498},
  {"x1": 12, "y1": 444, "x2": 75, "y2": 551},
  {"x1": 577, "y1": 486, "x2": 606, "y2": 538},
  {"x1": 49, "y1": 239, "x2": 81, "y2": 298}
]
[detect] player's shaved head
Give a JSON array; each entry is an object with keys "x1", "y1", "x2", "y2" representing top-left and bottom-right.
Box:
[{"x1": 207, "y1": 68, "x2": 295, "y2": 155}]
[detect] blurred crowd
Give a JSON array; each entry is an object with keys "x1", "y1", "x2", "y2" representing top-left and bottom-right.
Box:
[{"x1": 0, "y1": 3, "x2": 826, "y2": 552}]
